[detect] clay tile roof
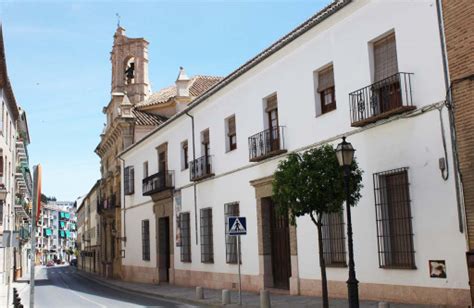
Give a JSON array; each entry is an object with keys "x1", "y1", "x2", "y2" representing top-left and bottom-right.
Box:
[
  {"x1": 188, "y1": 75, "x2": 222, "y2": 97},
  {"x1": 136, "y1": 75, "x2": 223, "y2": 109},
  {"x1": 132, "y1": 108, "x2": 168, "y2": 126}
]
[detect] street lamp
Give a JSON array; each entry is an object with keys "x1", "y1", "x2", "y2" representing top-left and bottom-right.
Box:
[{"x1": 335, "y1": 136, "x2": 359, "y2": 308}]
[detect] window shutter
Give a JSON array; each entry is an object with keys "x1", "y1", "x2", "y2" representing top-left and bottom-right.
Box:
[
  {"x1": 0, "y1": 156, "x2": 3, "y2": 177},
  {"x1": 129, "y1": 167, "x2": 134, "y2": 194},
  {"x1": 266, "y1": 96, "x2": 278, "y2": 111},
  {"x1": 124, "y1": 167, "x2": 129, "y2": 194},
  {"x1": 318, "y1": 66, "x2": 335, "y2": 92},
  {"x1": 374, "y1": 33, "x2": 398, "y2": 82},
  {"x1": 202, "y1": 130, "x2": 210, "y2": 144},
  {"x1": 227, "y1": 116, "x2": 236, "y2": 136}
]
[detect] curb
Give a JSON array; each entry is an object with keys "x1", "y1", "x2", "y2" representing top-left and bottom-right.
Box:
[{"x1": 75, "y1": 270, "x2": 222, "y2": 307}]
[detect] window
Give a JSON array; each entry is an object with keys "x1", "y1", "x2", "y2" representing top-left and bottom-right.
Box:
[
  {"x1": 225, "y1": 115, "x2": 237, "y2": 152},
  {"x1": 143, "y1": 161, "x2": 148, "y2": 178},
  {"x1": 224, "y1": 202, "x2": 240, "y2": 264},
  {"x1": 373, "y1": 32, "x2": 398, "y2": 82},
  {"x1": 180, "y1": 212, "x2": 191, "y2": 262},
  {"x1": 317, "y1": 65, "x2": 336, "y2": 114},
  {"x1": 181, "y1": 140, "x2": 189, "y2": 170},
  {"x1": 264, "y1": 95, "x2": 280, "y2": 152},
  {"x1": 141, "y1": 220, "x2": 150, "y2": 261},
  {"x1": 200, "y1": 208, "x2": 214, "y2": 263},
  {"x1": 321, "y1": 211, "x2": 346, "y2": 267},
  {"x1": 374, "y1": 167, "x2": 415, "y2": 269},
  {"x1": 201, "y1": 129, "x2": 210, "y2": 157},
  {"x1": 124, "y1": 166, "x2": 135, "y2": 195},
  {"x1": 372, "y1": 33, "x2": 401, "y2": 113},
  {"x1": 157, "y1": 143, "x2": 168, "y2": 172}
]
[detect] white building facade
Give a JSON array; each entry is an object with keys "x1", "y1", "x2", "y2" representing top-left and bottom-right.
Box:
[
  {"x1": 0, "y1": 27, "x2": 33, "y2": 286},
  {"x1": 119, "y1": 0, "x2": 470, "y2": 305}
]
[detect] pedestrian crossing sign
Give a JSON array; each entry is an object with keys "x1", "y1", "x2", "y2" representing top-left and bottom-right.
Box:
[{"x1": 228, "y1": 216, "x2": 247, "y2": 236}]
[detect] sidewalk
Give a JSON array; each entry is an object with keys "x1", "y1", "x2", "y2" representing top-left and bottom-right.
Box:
[
  {"x1": 0, "y1": 274, "x2": 31, "y2": 308},
  {"x1": 77, "y1": 270, "x2": 438, "y2": 308}
]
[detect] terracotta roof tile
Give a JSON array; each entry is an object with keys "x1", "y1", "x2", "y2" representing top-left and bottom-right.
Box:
[
  {"x1": 132, "y1": 108, "x2": 168, "y2": 126},
  {"x1": 136, "y1": 75, "x2": 222, "y2": 109}
]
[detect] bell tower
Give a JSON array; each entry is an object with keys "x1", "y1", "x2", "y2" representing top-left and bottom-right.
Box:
[{"x1": 110, "y1": 26, "x2": 150, "y2": 104}]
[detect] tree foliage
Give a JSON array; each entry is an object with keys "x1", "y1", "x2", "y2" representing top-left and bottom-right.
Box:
[
  {"x1": 272, "y1": 144, "x2": 363, "y2": 226},
  {"x1": 272, "y1": 144, "x2": 363, "y2": 308}
]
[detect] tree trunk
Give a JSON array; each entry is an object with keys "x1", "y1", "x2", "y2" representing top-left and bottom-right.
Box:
[
  {"x1": 310, "y1": 212, "x2": 329, "y2": 308},
  {"x1": 317, "y1": 221, "x2": 329, "y2": 308}
]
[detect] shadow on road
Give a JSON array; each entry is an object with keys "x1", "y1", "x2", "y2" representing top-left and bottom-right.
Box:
[{"x1": 32, "y1": 265, "x2": 190, "y2": 307}]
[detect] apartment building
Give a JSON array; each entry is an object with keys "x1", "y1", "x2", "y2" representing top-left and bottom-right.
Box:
[
  {"x1": 118, "y1": 0, "x2": 470, "y2": 306},
  {"x1": 0, "y1": 26, "x2": 33, "y2": 285},
  {"x1": 77, "y1": 180, "x2": 101, "y2": 274},
  {"x1": 36, "y1": 201, "x2": 76, "y2": 264}
]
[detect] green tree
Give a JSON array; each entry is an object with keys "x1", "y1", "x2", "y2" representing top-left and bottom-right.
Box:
[{"x1": 272, "y1": 145, "x2": 362, "y2": 308}]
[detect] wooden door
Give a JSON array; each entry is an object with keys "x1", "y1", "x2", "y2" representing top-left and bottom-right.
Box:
[
  {"x1": 158, "y1": 217, "x2": 170, "y2": 282},
  {"x1": 269, "y1": 200, "x2": 291, "y2": 289}
]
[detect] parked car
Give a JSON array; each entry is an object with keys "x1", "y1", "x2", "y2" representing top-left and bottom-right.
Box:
[
  {"x1": 46, "y1": 260, "x2": 55, "y2": 267},
  {"x1": 70, "y1": 259, "x2": 77, "y2": 267}
]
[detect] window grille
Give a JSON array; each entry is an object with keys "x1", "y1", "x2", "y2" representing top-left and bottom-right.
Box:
[
  {"x1": 321, "y1": 211, "x2": 346, "y2": 266},
  {"x1": 180, "y1": 212, "x2": 191, "y2": 262},
  {"x1": 224, "y1": 202, "x2": 240, "y2": 264},
  {"x1": 141, "y1": 220, "x2": 150, "y2": 261},
  {"x1": 124, "y1": 166, "x2": 135, "y2": 195},
  {"x1": 373, "y1": 167, "x2": 415, "y2": 269},
  {"x1": 200, "y1": 208, "x2": 214, "y2": 263}
]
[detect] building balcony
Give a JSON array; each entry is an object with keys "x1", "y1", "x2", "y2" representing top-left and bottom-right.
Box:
[
  {"x1": 97, "y1": 194, "x2": 117, "y2": 213},
  {"x1": 142, "y1": 171, "x2": 174, "y2": 196},
  {"x1": 248, "y1": 126, "x2": 287, "y2": 162},
  {"x1": 190, "y1": 155, "x2": 214, "y2": 181},
  {"x1": 349, "y1": 72, "x2": 415, "y2": 127}
]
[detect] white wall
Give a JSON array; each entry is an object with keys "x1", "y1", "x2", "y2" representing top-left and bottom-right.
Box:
[{"x1": 121, "y1": 0, "x2": 467, "y2": 290}]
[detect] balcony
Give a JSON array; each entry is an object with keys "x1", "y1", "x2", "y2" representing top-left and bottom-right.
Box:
[
  {"x1": 190, "y1": 155, "x2": 214, "y2": 181},
  {"x1": 97, "y1": 194, "x2": 117, "y2": 213},
  {"x1": 248, "y1": 126, "x2": 287, "y2": 162},
  {"x1": 142, "y1": 171, "x2": 174, "y2": 196},
  {"x1": 349, "y1": 72, "x2": 415, "y2": 127}
]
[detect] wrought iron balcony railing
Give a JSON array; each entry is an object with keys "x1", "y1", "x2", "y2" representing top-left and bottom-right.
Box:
[
  {"x1": 248, "y1": 126, "x2": 287, "y2": 162},
  {"x1": 349, "y1": 72, "x2": 415, "y2": 127},
  {"x1": 142, "y1": 171, "x2": 174, "y2": 196},
  {"x1": 190, "y1": 155, "x2": 214, "y2": 181},
  {"x1": 97, "y1": 194, "x2": 117, "y2": 213}
]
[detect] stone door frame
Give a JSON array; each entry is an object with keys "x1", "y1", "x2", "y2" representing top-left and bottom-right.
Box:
[
  {"x1": 152, "y1": 190, "x2": 174, "y2": 284},
  {"x1": 250, "y1": 176, "x2": 300, "y2": 295}
]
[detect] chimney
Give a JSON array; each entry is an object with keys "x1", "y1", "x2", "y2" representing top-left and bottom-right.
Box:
[{"x1": 176, "y1": 67, "x2": 191, "y2": 97}]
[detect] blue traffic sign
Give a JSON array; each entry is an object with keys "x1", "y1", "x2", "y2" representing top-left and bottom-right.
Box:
[{"x1": 228, "y1": 216, "x2": 247, "y2": 235}]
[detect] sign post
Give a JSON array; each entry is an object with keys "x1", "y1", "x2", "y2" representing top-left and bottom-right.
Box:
[
  {"x1": 228, "y1": 216, "x2": 247, "y2": 306},
  {"x1": 30, "y1": 164, "x2": 42, "y2": 308}
]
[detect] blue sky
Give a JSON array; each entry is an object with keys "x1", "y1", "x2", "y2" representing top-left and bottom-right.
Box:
[{"x1": 0, "y1": 0, "x2": 327, "y2": 201}]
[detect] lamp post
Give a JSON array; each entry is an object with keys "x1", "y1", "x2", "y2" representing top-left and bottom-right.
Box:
[{"x1": 335, "y1": 136, "x2": 359, "y2": 308}]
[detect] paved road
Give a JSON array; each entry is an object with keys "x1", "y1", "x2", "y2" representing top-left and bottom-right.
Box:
[{"x1": 17, "y1": 265, "x2": 197, "y2": 308}]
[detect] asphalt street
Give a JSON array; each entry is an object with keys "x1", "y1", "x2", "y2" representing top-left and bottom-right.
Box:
[{"x1": 17, "y1": 265, "x2": 197, "y2": 308}]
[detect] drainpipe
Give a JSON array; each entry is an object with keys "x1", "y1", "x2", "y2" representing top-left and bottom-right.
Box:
[
  {"x1": 118, "y1": 157, "x2": 127, "y2": 247},
  {"x1": 435, "y1": 0, "x2": 465, "y2": 234},
  {"x1": 185, "y1": 112, "x2": 199, "y2": 245}
]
